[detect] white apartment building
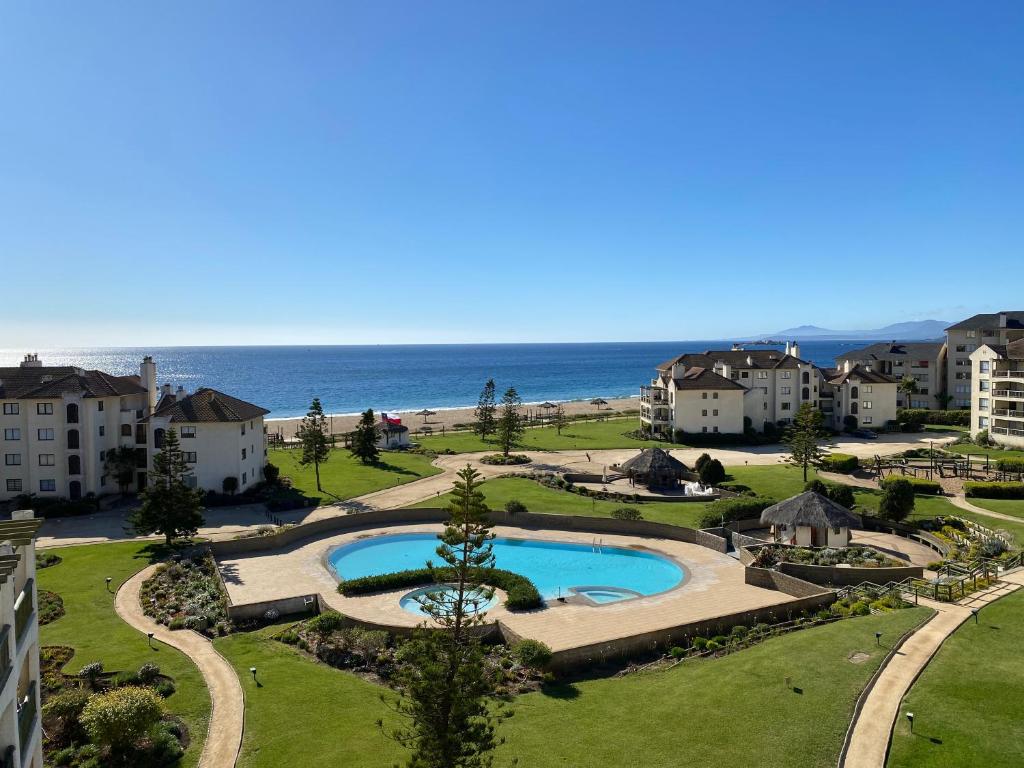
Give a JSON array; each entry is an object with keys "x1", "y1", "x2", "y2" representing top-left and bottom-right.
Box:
[
  {"x1": 835, "y1": 342, "x2": 946, "y2": 410},
  {"x1": 970, "y1": 340, "x2": 1024, "y2": 448},
  {"x1": 825, "y1": 362, "x2": 899, "y2": 432},
  {"x1": 0, "y1": 355, "x2": 269, "y2": 502},
  {"x1": 945, "y1": 312, "x2": 1024, "y2": 409},
  {"x1": 641, "y1": 344, "x2": 824, "y2": 437},
  {"x1": 0, "y1": 513, "x2": 43, "y2": 768}
]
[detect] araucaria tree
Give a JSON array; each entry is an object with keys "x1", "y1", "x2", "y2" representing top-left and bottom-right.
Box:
[
  {"x1": 297, "y1": 398, "x2": 330, "y2": 492},
  {"x1": 784, "y1": 404, "x2": 827, "y2": 482},
  {"x1": 351, "y1": 408, "x2": 380, "y2": 465},
  {"x1": 496, "y1": 387, "x2": 524, "y2": 457},
  {"x1": 128, "y1": 428, "x2": 204, "y2": 544},
  {"x1": 383, "y1": 466, "x2": 502, "y2": 768},
  {"x1": 474, "y1": 379, "x2": 497, "y2": 439}
]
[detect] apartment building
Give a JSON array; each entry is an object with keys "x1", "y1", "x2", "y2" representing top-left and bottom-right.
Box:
[
  {"x1": 970, "y1": 340, "x2": 1024, "y2": 448},
  {"x1": 826, "y1": 362, "x2": 899, "y2": 431},
  {"x1": 835, "y1": 342, "x2": 946, "y2": 409},
  {"x1": 0, "y1": 354, "x2": 269, "y2": 502},
  {"x1": 0, "y1": 512, "x2": 44, "y2": 768},
  {"x1": 640, "y1": 344, "x2": 824, "y2": 437},
  {"x1": 945, "y1": 312, "x2": 1024, "y2": 409}
]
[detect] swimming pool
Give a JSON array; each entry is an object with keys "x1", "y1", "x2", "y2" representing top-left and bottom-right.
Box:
[{"x1": 328, "y1": 533, "x2": 686, "y2": 605}]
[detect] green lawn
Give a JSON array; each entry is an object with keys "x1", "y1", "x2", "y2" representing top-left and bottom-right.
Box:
[
  {"x1": 38, "y1": 542, "x2": 212, "y2": 768},
  {"x1": 723, "y1": 464, "x2": 818, "y2": 499},
  {"x1": 970, "y1": 498, "x2": 1024, "y2": 520},
  {"x1": 947, "y1": 444, "x2": 1024, "y2": 461},
  {"x1": 923, "y1": 424, "x2": 968, "y2": 433},
  {"x1": 217, "y1": 608, "x2": 929, "y2": 768},
  {"x1": 416, "y1": 416, "x2": 655, "y2": 453},
  {"x1": 268, "y1": 447, "x2": 441, "y2": 503},
  {"x1": 888, "y1": 588, "x2": 1024, "y2": 767}
]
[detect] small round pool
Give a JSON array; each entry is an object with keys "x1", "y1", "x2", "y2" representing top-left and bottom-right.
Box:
[
  {"x1": 399, "y1": 585, "x2": 499, "y2": 617},
  {"x1": 328, "y1": 532, "x2": 685, "y2": 604}
]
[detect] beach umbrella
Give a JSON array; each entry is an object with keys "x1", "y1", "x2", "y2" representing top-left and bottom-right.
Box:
[
  {"x1": 590, "y1": 398, "x2": 608, "y2": 409},
  {"x1": 416, "y1": 409, "x2": 436, "y2": 423},
  {"x1": 538, "y1": 402, "x2": 557, "y2": 411}
]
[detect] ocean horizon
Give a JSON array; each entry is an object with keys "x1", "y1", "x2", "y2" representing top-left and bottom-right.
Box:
[{"x1": 0, "y1": 340, "x2": 887, "y2": 420}]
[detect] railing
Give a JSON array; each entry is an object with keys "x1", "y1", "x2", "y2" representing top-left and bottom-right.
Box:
[
  {"x1": 17, "y1": 682, "x2": 36, "y2": 754},
  {"x1": 993, "y1": 370, "x2": 1024, "y2": 379},
  {"x1": 0, "y1": 628, "x2": 10, "y2": 688},
  {"x1": 13, "y1": 582, "x2": 33, "y2": 646},
  {"x1": 992, "y1": 389, "x2": 1024, "y2": 398},
  {"x1": 991, "y1": 426, "x2": 1024, "y2": 436},
  {"x1": 992, "y1": 409, "x2": 1024, "y2": 418}
]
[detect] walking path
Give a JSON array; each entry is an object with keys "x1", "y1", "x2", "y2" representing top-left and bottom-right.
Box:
[
  {"x1": 949, "y1": 493, "x2": 1024, "y2": 525},
  {"x1": 114, "y1": 565, "x2": 244, "y2": 768},
  {"x1": 841, "y1": 570, "x2": 1024, "y2": 768}
]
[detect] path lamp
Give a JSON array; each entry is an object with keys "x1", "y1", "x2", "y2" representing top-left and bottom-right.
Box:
[
  {"x1": 147, "y1": 632, "x2": 155, "y2": 649},
  {"x1": 250, "y1": 666, "x2": 258, "y2": 683},
  {"x1": 972, "y1": 608, "x2": 979, "y2": 624},
  {"x1": 104, "y1": 577, "x2": 112, "y2": 592},
  {"x1": 906, "y1": 712, "x2": 914, "y2": 733},
  {"x1": 875, "y1": 631, "x2": 883, "y2": 646}
]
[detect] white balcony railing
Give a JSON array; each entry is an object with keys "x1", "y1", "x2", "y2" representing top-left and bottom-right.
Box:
[
  {"x1": 992, "y1": 390, "x2": 1024, "y2": 399},
  {"x1": 992, "y1": 409, "x2": 1024, "y2": 418}
]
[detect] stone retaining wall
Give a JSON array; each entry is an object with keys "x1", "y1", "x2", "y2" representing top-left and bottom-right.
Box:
[{"x1": 776, "y1": 561, "x2": 923, "y2": 587}]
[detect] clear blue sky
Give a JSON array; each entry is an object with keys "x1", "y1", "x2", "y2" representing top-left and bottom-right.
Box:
[{"x1": 2, "y1": 2, "x2": 1021, "y2": 346}]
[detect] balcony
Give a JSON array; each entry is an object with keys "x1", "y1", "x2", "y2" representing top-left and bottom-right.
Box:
[
  {"x1": 992, "y1": 389, "x2": 1024, "y2": 399},
  {"x1": 992, "y1": 409, "x2": 1024, "y2": 419},
  {"x1": 17, "y1": 682, "x2": 36, "y2": 755},
  {"x1": 992, "y1": 426, "x2": 1024, "y2": 437},
  {"x1": 992, "y1": 369, "x2": 1024, "y2": 380},
  {"x1": 13, "y1": 581, "x2": 33, "y2": 646}
]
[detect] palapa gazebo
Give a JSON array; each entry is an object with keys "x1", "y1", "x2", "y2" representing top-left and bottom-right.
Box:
[
  {"x1": 760, "y1": 491, "x2": 860, "y2": 548},
  {"x1": 618, "y1": 448, "x2": 687, "y2": 490}
]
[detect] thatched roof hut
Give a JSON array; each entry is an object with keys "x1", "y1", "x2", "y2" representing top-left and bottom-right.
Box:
[
  {"x1": 619, "y1": 448, "x2": 687, "y2": 489},
  {"x1": 760, "y1": 491, "x2": 860, "y2": 547}
]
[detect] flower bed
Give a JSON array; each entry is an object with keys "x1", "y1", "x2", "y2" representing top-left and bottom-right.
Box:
[
  {"x1": 480, "y1": 453, "x2": 532, "y2": 466},
  {"x1": 753, "y1": 544, "x2": 903, "y2": 568},
  {"x1": 140, "y1": 552, "x2": 232, "y2": 637},
  {"x1": 39, "y1": 590, "x2": 65, "y2": 625}
]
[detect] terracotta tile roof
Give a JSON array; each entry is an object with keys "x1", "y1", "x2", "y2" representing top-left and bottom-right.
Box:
[
  {"x1": 672, "y1": 367, "x2": 746, "y2": 391},
  {"x1": 147, "y1": 388, "x2": 269, "y2": 423},
  {"x1": 0, "y1": 367, "x2": 145, "y2": 399}
]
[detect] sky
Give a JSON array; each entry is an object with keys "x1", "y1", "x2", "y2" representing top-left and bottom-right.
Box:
[{"x1": 1, "y1": 1, "x2": 1022, "y2": 347}]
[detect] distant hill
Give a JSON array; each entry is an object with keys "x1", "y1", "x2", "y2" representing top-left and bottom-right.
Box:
[{"x1": 757, "y1": 320, "x2": 949, "y2": 341}]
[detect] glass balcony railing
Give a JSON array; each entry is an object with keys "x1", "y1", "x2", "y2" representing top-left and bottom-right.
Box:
[{"x1": 13, "y1": 582, "x2": 33, "y2": 646}]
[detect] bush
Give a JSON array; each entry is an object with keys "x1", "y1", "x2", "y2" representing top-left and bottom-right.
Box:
[
  {"x1": 262, "y1": 462, "x2": 281, "y2": 485},
  {"x1": 338, "y1": 567, "x2": 543, "y2": 611},
  {"x1": 978, "y1": 538, "x2": 1009, "y2": 559},
  {"x1": 699, "y1": 496, "x2": 777, "y2": 528},
  {"x1": 804, "y1": 479, "x2": 855, "y2": 509},
  {"x1": 879, "y1": 478, "x2": 915, "y2": 522},
  {"x1": 307, "y1": 610, "x2": 345, "y2": 637},
  {"x1": 512, "y1": 639, "x2": 553, "y2": 670},
  {"x1": 479, "y1": 453, "x2": 531, "y2": 466},
  {"x1": 996, "y1": 459, "x2": 1024, "y2": 474},
  {"x1": 42, "y1": 689, "x2": 90, "y2": 741},
  {"x1": 881, "y1": 475, "x2": 942, "y2": 495},
  {"x1": 137, "y1": 663, "x2": 161, "y2": 684},
  {"x1": 79, "y1": 661, "x2": 104, "y2": 687},
  {"x1": 503, "y1": 499, "x2": 528, "y2": 516},
  {"x1": 222, "y1": 476, "x2": 239, "y2": 495},
  {"x1": 897, "y1": 408, "x2": 971, "y2": 427},
  {"x1": 80, "y1": 686, "x2": 164, "y2": 752},
  {"x1": 820, "y1": 453, "x2": 859, "y2": 473},
  {"x1": 611, "y1": 507, "x2": 642, "y2": 521},
  {"x1": 964, "y1": 482, "x2": 1024, "y2": 499},
  {"x1": 694, "y1": 453, "x2": 712, "y2": 473},
  {"x1": 691, "y1": 636, "x2": 708, "y2": 651},
  {"x1": 698, "y1": 458, "x2": 726, "y2": 486}
]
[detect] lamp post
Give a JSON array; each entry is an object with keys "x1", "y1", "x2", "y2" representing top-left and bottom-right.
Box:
[
  {"x1": 250, "y1": 667, "x2": 258, "y2": 684},
  {"x1": 147, "y1": 632, "x2": 155, "y2": 649},
  {"x1": 972, "y1": 608, "x2": 979, "y2": 624},
  {"x1": 906, "y1": 711, "x2": 914, "y2": 733},
  {"x1": 104, "y1": 577, "x2": 112, "y2": 593},
  {"x1": 875, "y1": 631, "x2": 882, "y2": 646}
]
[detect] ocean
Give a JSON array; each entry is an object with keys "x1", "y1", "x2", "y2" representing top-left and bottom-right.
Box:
[{"x1": 0, "y1": 341, "x2": 882, "y2": 420}]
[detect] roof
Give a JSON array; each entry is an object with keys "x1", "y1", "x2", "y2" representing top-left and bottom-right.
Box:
[
  {"x1": 619, "y1": 447, "x2": 687, "y2": 475},
  {"x1": 672, "y1": 367, "x2": 746, "y2": 391},
  {"x1": 0, "y1": 366, "x2": 146, "y2": 399},
  {"x1": 836, "y1": 341, "x2": 944, "y2": 364},
  {"x1": 760, "y1": 491, "x2": 861, "y2": 529},
  {"x1": 147, "y1": 388, "x2": 269, "y2": 423},
  {"x1": 375, "y1": 422, "x2": 409, "y2": 434},
  {"x1": 1008, "y1": 339, "x2": 1024, "y2": 358},
  {"x1": 946, "y1": 312, "x2": 1024, "y2": 332},
  {"x1": 658, "y1": 349, "x2": 805, "y2": 372},
  {"x1": 828, "y1": 364, "x2": 896, "y2": 386}
]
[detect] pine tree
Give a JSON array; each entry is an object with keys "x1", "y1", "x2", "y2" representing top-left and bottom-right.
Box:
[
  {"x1": 382, "y1": 466, "x2": 501, "y2": 768},
  {"x1": 496, "y1": 387, "x2": 523, "y2": 457},
  {"x1": 474, "y1": 380, "x2": 497, "y2": 439},
  {"x1": 297, "y1": 398, "x2": 330, "y2": 492},
  {"x1": 128, "y1": 428, "x2": 204, "y2": 545},
  {"x1": 351, "y1": 408, "x2": 380, "y2": 465},
  {"x1": 784, "y1": 403, "x2": 827, "y2": 482}
]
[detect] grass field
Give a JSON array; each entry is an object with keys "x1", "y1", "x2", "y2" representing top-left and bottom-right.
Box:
[
  {"x1": 947, "y1": 443, "x2": 1024, "y2": 461},
  {"x1": 415, "y1": 416, "x2": 656, "y2": 453},
  {"x1": 888, "y1": 588, "x2": 1024, "y2": 767},
  {"x1": 969, "y1": 498, "x2": 1024, "y2": 520},
  {"x1": 216, "y1": 608, "x2": 929, "y2": 768},
  {"x1": 38, "y1": 542, "x2": 212, "y2": 768},
  {"x1": 268, "y1": 446, "x2": 441, "y2": 503}
]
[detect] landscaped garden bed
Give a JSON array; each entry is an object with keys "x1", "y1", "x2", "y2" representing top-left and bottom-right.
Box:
[
  {"x1": 479, "y1": 453, "x2": 532, "y2": 465},
  {"x1": 751, "y1": 544, "x2": 904, "y2": 568},
  {"x1": 140, "y1": 551, "x2": 232, "y2": 637},
  {"x1": 337, "y1": 567, "x2": 542, "y2": 611},
  {"x1": 39, "y1": 589, "x2": 65, "y2": 625}
]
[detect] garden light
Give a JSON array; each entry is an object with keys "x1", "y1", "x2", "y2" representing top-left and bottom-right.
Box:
[
  {"x1": 875, "y1": 631, "x2": 882, "y2": 646},
  {"x1": 906, "y1": 712, "x2": 914, "y2": 733}
]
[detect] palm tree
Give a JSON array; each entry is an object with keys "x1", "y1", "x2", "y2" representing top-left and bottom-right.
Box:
[{"x1": 898, "y1": 375, "x2": 919, "y2": 410}]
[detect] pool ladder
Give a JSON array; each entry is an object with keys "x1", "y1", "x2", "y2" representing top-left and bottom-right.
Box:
[{"x1": 592, "y1": 538, "x2": 603, "y2": 554}]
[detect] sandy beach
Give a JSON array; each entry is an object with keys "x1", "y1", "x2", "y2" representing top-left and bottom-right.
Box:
[{"x1": 266, "y1": 395, "x2": 640, "y2": 440}]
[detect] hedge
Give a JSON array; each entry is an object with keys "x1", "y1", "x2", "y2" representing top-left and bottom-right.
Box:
[
  {"x1": 896, "y1": 408, "x2": 971, "y2": 427},
  {"x1": 881, "y1": 475, "x2": 942, "y2": 495},
  {"x1": 337, "y1": 567, "x2": 543, "y2": 611},
  {"x1": 804, "y1": 479, "x2": 855, "y2": 509},
  {"x1": 996, "y1": 459, "x2": 1024, "y2": 474},
  {"x1": 820, "y1": 453, "x2": 859, "y2": 473},
  {"x1": 700, "y1": 496, "x2": 777, "y2": 528},
  {"x1": 964, "y1": 482, "x2": 1024, "y2": 500}
]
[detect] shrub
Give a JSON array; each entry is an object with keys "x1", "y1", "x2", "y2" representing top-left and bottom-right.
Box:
[
  {"x1": 804, "y1": 479, "x2": 855, "y2": 509},
  {"x1": 307, "y1": 610, "x2": 345, "y2": 637},
  {"x1": 698, "y1": 458, "x2": 726, "y2": 486},
  {"x1": 850, "y1": 601, "x2": 871, "y2": 616},
  {"x1": 694, "y1": 453, "x2": 712, "y2": 473},
  {"x1": 964, "y1": 482, "x2": 1024, "y2": 499},
  {"x1": 978, "y1": 538, "x2": 1009, "y2": 559},
  {"x1": 262, "y1": 462, "x2": 281, "y2": 485},
  {"x1": 338, "y1": 568, "x2": 543, "y2": 611},
  {"x1": 504, "y1": 499, "x2": 528, "y2": 516},
  {"x1": 512, "y1": 639, "x2": 553, "y2": 670},
  {"x1": 154, "y1": 680, "x2": 176, "y2": 698},
  {"x1": 80, "y1": 686, "x2": 164, "y2": 752},
  {"x1": 881, "y1": 475, "x2": 942, "y2": 495},
  {"x1": 879, "y1": 478, "x2": 915, "y2": 522},
  {"x1": 705, "y1": 640, "x2": 723, "y2": 651},
  {"x1": 897, "y1": 409, "x2": 971, "y2": 427},
  {"x1": 821, "y1": 453, "x2": 859, "y2": 473},
  {"x1": 79, "y1": 661, "x2": 104, "y2": 687},
  {"x1": 669, "y1": 646, "x2": 686, "y2": 659},
  {"x1": 699, "y1": 496, "x2": 777, "y2": 528},
  {"x1": 479, "y1": 453, "x2": 531, "y2": 465},
  {"x1": 42, "y1": 689, "x2": 90, "y2": 741},
  {"x1": 730, "y1": 625, "x2": 748, "y2": 640},
  {"x1": 611, "y1": 507, "x2": 642, "y2": 521},
  {"x1": 996, "y1": 458, "x2": 1024, "y2": 474},
  {"x1": 137, "y1": 663, "x2": 161, "y2": 683}
]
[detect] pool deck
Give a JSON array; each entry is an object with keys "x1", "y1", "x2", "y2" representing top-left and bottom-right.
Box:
[{"x1": 215, "y1": 524, "x2": 803, "y2": 653}]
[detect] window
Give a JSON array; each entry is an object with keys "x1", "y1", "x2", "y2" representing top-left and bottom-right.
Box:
[
  {"x1": 39, "y1": 479, "x2": 56, "y2": 492},
  {"x1": 967, "y1": 330, "x2": 976, "y2": 338},
  {"x1": 2, "y1": 403, "x2": 18, "y2": 416},
  {"x1": 37, "y1": 403, "x2": 53, "y2": 415},
  {"x1": 979, "y1": 398, "x2": 989, "y2": 410},
  {"x1": 4, "y1": 454, "x2": 21, "y2": 466},
  {"x1": 712, "y1": 426, "x2": 719, "y2": 433},
  {"x1": 6, "y1": 479, "x2": 22, "y2": 492},
  {"x1": 781, "y1": 372, "x2": 791, "y2": 379},
  {"x1": 120, "y1": 424, "x2": 132, "y2": 437},
  {"x1": 100, "y1": 475, "x2": 107, "y2": 487},
  {"x1": 241, "y1": 448, "x2": 247, "y2": 460},
  {"x1": 99, "y1": 426, "x2": 105, "y2": 437},
  {"x1": 781, "y1": 402, "x2": 791, "y2": 411},
  {"x1": 979, "y1": 416, "x2": 989, "y2": 428},
  {"x1": 701, "y1": 392, "x2": 708, "y2": 399},
  {"x1": 701, "y1": 409, "x2": 708, "y2": 417},
  {"x1": 781, "y1": 387, "x2": 791, "y2": 395},
  {"x1": 980, "y1": 380, "x2": 990, "y2": 392},
  {"x1": 802, "y1": 387, "x2": 810, "y2": 400},
  {"x1": 864, "y1": 385, "x2": 872, "y2": 394},
  {"x1": 67, "y1": 429, "x2": 79, "y2": 449},
  {"x1": 980, "y1": 361, "x2": 990, "y2": 373},
  {"x1": 98, "y1": 401, "x2": 104, "y2": 412},
  {"x1": 99, "y1": 450, "x2": 106, "y2": 462},
  {"x1": 68, "y1": 455, "x2": 81, "y2": 475},
  {"x1": 712, "y1": 392, "x2": 718, "y2": 399},
  {"x1": 713, "y1": 409, "x2": 719, "y2": 416},
  {"x1": 862, "y1": 401, "x2": 873, "y2": 409},
  {"x1": 154, "y1": 428, "x2": 165, "y2": 449},
  {"x1": 863, "y1": 416, "x2": 873, "y2": 425},
  {"x1": 242, "y1": 472, "x2": 248, "y2": 484},
  {"x1": 741, "y1": 371, "x2": 749, "y2": 379},
  {"x1": 39, "y1": 454, "x2": 55, "y2": 466},
  {"x1": 917, "y1": 361, "x2": 929, "y2": 368},
  {"x1": 66, "y1": 403, "x2": 79, "y2": 423},
  {"x1": 3, "y1": 428, "x2": 19, "y2": 440},
  {"x1": 757, "y1": 371, "x2": 768, "y2": 379},
  {"x1": 701, "y1": 426, "x2": 708, "y2": 433},
  {"x1": 37, "y1": 428, "x2": 54, "y2": 441},
  {"x1": 241, "y1": 423, "x2": 246, "y2": 436},
  {"x1": 851, "y1": 386, "x2": 859, "y2": 399},
  {"x1": 183, "y1": 452, "x2": 197, "y2": 463},
  {"x1": 956, "y1": 345, "x2": 966, "y2": 353},
  {"x1": 181, "y1": 426, "x2": 196, "y2": 439}
]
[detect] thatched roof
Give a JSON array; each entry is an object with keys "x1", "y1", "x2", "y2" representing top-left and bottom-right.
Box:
[
  {"x1": 619, "y1": 448, "x2": 687, "y2": 476},
  {"x1": 760, "y1": 491, "x2": 860, "y2": 529}
]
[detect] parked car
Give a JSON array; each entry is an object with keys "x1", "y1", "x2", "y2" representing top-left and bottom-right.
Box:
[{"x1": 852, "y1": 428, "x2": 878, "y2": 439}]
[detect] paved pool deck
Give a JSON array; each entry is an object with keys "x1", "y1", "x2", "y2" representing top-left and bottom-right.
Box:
[{"x1": 215, "y1": 523, "x2": 801, "y2": 654}]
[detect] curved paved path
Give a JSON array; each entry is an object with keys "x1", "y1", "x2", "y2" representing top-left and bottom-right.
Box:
[
  {"x1": 115, "y1": 565, "x2": 244, "y2": 768},
  {"x1": 841, "y1": 571, "x2": 1024, "y2": 768},
  {"x1": 949, "y1": 493, "x2": 1024, "y2": 526}
]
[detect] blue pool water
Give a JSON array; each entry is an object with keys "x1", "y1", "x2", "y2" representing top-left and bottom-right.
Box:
[
  {"x1": 328, "y1": 533, "x2": 685, "y2": 603},
  {"x1": 398, "y1": 585, "x2": 499, "y2": 617}
]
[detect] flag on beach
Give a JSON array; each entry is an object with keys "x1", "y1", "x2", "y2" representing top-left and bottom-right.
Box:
[{"x1": 382, "y1": 413, "x2": 402, "y2": 426}]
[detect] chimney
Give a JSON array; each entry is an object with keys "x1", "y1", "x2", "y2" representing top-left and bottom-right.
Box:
[
  {"x1": 161, "y1": 383, "x2": 172, "y2": 396},
  {"x1": 746, "y1": 355, "x2": 753, "y2": 366},
  {"x1": 20, "y1": 353, "x2": 42, "y2": 368},
  {"x1": 671, "y1": 362, "x2": 686, "y2": 379},
  {"x1": 784, "y1": 341, "x2": 791, "y2": 356},
  {"x1": 843, "y1": 359, "x2": 852, "y2": 374},
  {"x1": 140, "y1": 356, "x2": 158, "y2": 414},
  {"x1": 999, "y1": 312, "x2": 1008, "y2": 328},
  {"x1": 791, "y1": 342, "x2": 800, "y2": 360},
  {"x1": 175, "y1": 385, "x2": 187, "y2": 401}
]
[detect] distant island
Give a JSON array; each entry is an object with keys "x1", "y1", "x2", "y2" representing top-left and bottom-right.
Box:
[{"x1": 754, "y1": 319, "x2": 949, "y2": 341}]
